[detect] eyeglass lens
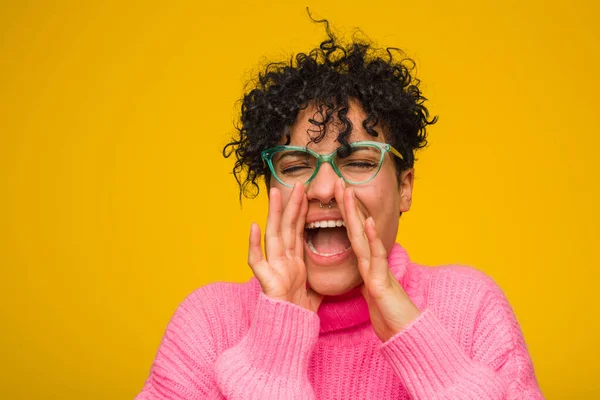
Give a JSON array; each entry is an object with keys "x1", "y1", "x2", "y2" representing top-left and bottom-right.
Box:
[{"x1": 271, "y1": 145, "x2": 383, "y2": 185}]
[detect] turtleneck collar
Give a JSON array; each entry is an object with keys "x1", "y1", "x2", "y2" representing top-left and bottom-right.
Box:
[{"x1": 317, "y1": 243, "x2": 413, "y2": 333}]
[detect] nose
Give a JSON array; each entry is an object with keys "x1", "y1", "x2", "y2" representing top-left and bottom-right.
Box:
[{"x1": 305, "y1": 161, "x2": 339, "y2": 206}]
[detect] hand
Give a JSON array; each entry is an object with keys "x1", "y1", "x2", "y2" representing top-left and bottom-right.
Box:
[
  {"x1": 247, "y1": 183, "x2": 323, "y2": 313},
  {"x1": 334, "y1": 178, "x2": 421, "y2": 342}
]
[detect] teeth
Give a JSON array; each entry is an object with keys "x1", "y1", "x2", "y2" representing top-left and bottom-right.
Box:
[
  {"x1": 305, "y1": 220, "x2": 346, "y2": 229},
  {"x1": 307, "y1": 237, "x2": 352, "y2": 257}
]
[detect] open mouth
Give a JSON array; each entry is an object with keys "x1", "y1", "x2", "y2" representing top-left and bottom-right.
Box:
[{"x1": 304, "y1": 220, "x2": 352, "y2": 257}]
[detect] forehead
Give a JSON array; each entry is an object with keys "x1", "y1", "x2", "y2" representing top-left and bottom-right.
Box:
[{"x1": 283, "y1": 101, "x2": 387, "y2": 151}]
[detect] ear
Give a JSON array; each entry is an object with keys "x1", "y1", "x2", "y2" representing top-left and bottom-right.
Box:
[{"x1": 398, "y1": 168, "x2": 414, "y2": 213}]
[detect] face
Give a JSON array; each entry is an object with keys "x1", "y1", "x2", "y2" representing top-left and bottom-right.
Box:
[{"x1": 269, "y1": 101, "x2": 414, "y2": 297}]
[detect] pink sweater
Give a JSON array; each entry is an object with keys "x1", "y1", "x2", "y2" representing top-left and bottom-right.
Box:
[{"x1": 136, "y1": 244, "x2": 543, "y2": 399}]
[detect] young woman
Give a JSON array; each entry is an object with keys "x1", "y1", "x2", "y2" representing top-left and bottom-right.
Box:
[{"x1": 136, "y1": 23, "x2": 544, "y2": 399}]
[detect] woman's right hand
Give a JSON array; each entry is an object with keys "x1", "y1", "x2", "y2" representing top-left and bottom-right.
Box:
[{"x1": 248, "y1": 182, "x2": 323, "y2": 313}]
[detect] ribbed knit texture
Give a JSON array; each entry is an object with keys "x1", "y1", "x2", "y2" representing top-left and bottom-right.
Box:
[{"x1": 136, "y1": 244, "x2": 544, "y2": 399}]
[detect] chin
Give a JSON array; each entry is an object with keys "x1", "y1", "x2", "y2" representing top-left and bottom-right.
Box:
[{"x1": 306, "y1": 265, "x2": 363, "y2": 297}]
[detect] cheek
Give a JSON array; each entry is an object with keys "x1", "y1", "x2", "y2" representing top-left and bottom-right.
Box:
[
  {"x1": 354, "y1": 179, "x2": 401, "y2": 247},
  {"x1": 355, "y1": 191, "x2": 399, "y2": 233},
  {"x1": 356, "y1": 180, "x2": 400, "y2": 216}
]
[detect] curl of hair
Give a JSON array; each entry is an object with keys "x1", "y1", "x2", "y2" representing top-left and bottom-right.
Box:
[{"x1": 223, "y1": 16, "x2": 437, "y2": 200}]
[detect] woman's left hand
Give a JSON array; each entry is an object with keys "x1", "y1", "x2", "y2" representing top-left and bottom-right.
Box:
[{"x1": 335, "y1": 178, "x2": 421, "y2": 343}]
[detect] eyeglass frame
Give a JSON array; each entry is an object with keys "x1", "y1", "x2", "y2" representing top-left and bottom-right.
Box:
[{"x1": 261, "y1": 140, "x2": 404, "y2": 188}]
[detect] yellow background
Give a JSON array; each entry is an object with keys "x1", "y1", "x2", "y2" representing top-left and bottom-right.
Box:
[{"x1": 1, "y1": 1, "x2": 598, "y2": 398}]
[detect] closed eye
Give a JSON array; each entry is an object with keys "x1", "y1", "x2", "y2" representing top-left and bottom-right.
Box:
[
  {"x1": 281, "y1": 165, "x2": 313, "y2": 175},
  {"x1": 344, "y1": 161, "x2": 377, "y2": 169}
]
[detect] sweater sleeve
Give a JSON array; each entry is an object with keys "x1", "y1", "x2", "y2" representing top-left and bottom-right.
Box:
[
  {"x1": 213, "y1": 292, "x2": 320, "y2": 399},
  {"x1": 136, "y1": 287, "x2": 320, "y2": 400},
  {"x1": 380, "y1": 276, "x2": 544, "y2": 399}
]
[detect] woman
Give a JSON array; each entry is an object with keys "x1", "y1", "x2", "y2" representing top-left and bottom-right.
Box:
[{"x1": 136, "y1": 23, "x2": 544, "y2": 399}]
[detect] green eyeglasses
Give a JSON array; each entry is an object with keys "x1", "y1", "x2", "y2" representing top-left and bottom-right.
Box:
[{"x1": 261, "y1": 141, "x2": 404, "y2": 188}]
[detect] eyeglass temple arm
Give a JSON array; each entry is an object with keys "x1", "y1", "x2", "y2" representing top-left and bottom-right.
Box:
[{"x1": 388, "y1": 145, "x2": 404, "y2": 161}]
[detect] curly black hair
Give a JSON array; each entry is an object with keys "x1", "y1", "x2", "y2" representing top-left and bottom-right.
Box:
[{"x1": 223, "y1": 15, "x2": 437, "y2": 200}]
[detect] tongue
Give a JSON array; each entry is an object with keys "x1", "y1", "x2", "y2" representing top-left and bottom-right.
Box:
[{"x1": 311, "y1": 227, "x2": 351, "y2": 254}]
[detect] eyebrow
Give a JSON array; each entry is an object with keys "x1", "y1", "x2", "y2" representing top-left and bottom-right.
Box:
[{"x1": 275, "y1": 150, "x2": 312, "y2": 161}]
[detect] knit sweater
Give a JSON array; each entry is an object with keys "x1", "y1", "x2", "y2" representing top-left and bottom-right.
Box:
[{"x1": 136, "y1": 244, "x2": 544, "y2": 399}]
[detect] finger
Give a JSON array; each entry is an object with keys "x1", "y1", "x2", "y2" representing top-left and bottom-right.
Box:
[
  {"x1": 248, "y1": 222, "x2": 264, "y2": 265},
  {"x1": 364, "y1": 217, "x2": 390, "y2": 281},
  {"x1": 334, "y1": 178, "x2": 347, "y2": 222},
  {"x1": 295, "y1": 193, "x2": 309, "y2": 257},
  {"x1": 281, "y1": 182, "x2": 305, "y2": 257},
  {"x1": 345, "y1": 187, "x2": 366, "y2": 233},
  {"x1": 265, "y1": 187, "x2": 284, "y2": 259},
  {"x1": 248, "y1": 222, "x2": 271, "y2": 284},
  {"x1": 354, "y1": 197, "x2": 369, "y2": 224},
  {"x1": 344, "y1": 187, "x2": 371, "y2": 272}
]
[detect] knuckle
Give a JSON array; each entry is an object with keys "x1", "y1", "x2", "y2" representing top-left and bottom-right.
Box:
[
  {"x1": 351, "y1": 232, "x2": 363, "y2": 241},
  {"x1": 358, "y1": 256, "x2": 370, "y2": 267},
  {"x1": 374, "y1": 248, "x2": 386, "y2": 259}
]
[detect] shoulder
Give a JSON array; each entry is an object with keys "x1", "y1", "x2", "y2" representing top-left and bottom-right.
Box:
[
  {"x1": 166, "y1": 279, "x2": 261, "y2": 340},
  {"x1": 177, "y1": 278, "x2": 261, "y2": 318},
  {"x1": 413, "y1": 263, "x2": 525, "y2": 355},
  {"x1": 416, "y1": 262, "x2": 502, "y2": 297},
  {"x1": 413, "y1": 263, "x2": 511, "y2": 321},
  {"x1": 183, "y1": 279, "x2": 260, "y2": 306}
]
